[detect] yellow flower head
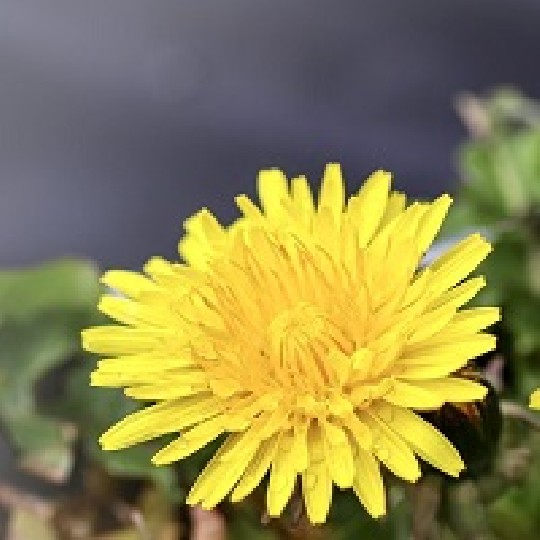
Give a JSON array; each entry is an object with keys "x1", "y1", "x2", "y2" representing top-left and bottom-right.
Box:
[
  {"x1": 83, "y1": 164, "x2": 499, "y2": 523},
  {"x1": 530, "y1": 390, "x2": 540, "y2": 409}
]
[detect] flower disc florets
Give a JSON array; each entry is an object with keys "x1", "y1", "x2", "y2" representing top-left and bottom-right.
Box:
[{"x1": 83, "y1": 164, "x2": 499, "y2": 523}]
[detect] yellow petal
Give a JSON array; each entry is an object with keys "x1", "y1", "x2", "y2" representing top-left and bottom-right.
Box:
[
  {"x1": 82, "y1": 327, "x2": 159, "y2": 355},
  {"x1": 95, "y1": 355, "x2": 194, "y2": 373},
  {"x1": 341, "y1": 413, "x2": 373, "y2": 451},
  {"x1": 439, "y1": 307, "x2": 501, "y2": 337},
  {"x1": 290, "y1": 421, "x2": 309, "y2": 472},
  {"x1": 354, "y1": 170, "x2": 392, "y2": 247},
  {"x1": 376, "y1": 403, "x2": 464, "y2": 477},
  {"x1": 257, "y1": 168, "x2": 289, "y2": 220},
  {"x1": 415, "y1": 195, "x2": 452, "y2": 254},
  {"x1": 198, "y1": 208, "x2": 227, "y2": 245},
  {"x1": 329, "y1": 350, "x2": 352, "y2": 387},
  {"x1": 351, "y1": 348, "x2": 375, "y2": 379},
  {"x1": 401, "y1": 268, "x2": 431, "y2": 308},
  {"x1": 178, "y1": 238, "x2": 207, "y2": 269},
  {"x1": 530, "y1": 389, "x2": 540, "y2": 409},
  {"x1": 143, "y1": 256, "x2": 175, "y2": 279},
  {"x1": 235, "y1": 194, "x2": 262, "y2": 219},
  {"x1": 383, "y1": 380, "x2": 443, "y2": 409},
  {"x1": 124, "y1": 385, "x2": 199, "y2": 400},
  {"x1": 429, "y1": 234, "x2": 491, "y2": 296},
  {"x1": 99, "y1": 394, "x2": 219, "y2": 450},
  {"x1": 407, "y1": 304, "x2": 457, "y2": 344},
  {"x1": 101, "y1": 270, "x2": 158, "y2": 299},
  {"x1": 322, "y1": 421, "x2": 354, "y2": 488},
  {"x1": 230, "y1": 435, "x2": 280, "y2": 502},
  {"x1": 352, "y1": 444, "x2": 386, "y2": 518},
  {"x1": 318, "y1": 163, "x2": 344, "y2": 221},
  {"x1": 188, "y1": 433, "x2": 258, "y2": 508},
  {"x1": 291, "y1": 175, "x2": 315, "y2": 220},
  {"x1": 361, "y1": 412, "x2": 421, "y2": 482},
  {"x1": 427, "y1": 276, "x2": 486, "y2": 310},
  {"x1": 400, "y1": 335, "x2": 497, "y2": 379},
  {"x1": 379, "y1": 191, "x2": 406, "y2": 229},
  {"x1": 152, "y1": 416, "x2": 225, "y2": 465},
  {"x1": 93, "y1": 368, "x2": 206, "y2": 390},
  {"x1": 408, "y1": 377, "x2": 488, "y2": 402},
  {"x1": 98, "y1": 296, "x2": 174, "y2": 328},
  {"x1": 267, "y1": 431, "x2": 298, "y2": 516},
  {"x1": 302, "y1": 422, "x2": 332, "y2": 524}
]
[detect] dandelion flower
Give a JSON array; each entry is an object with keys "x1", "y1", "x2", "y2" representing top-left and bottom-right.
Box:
[
  {"x1": 530, "y1": 390, "x2": 540, "y2": 408},
  {"x1": 82, "y1": 164, "x2": 499, "y2": 523}
]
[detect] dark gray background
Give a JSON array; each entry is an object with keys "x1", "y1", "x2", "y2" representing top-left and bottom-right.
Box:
[{"x1": 1, "y1": 0, "x2": 539, "y2": 270}]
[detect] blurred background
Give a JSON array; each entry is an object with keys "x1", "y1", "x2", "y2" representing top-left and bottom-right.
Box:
[
  {"x1": 3, "y1": 2, "x2": 540, "y2": 539},
  {"x1": 2, "y1": 0, "x2": 539, "y2": 269}
]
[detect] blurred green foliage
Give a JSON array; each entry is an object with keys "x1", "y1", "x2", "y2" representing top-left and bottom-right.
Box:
[
  {"x1": 2, "y1": 88, "x2": 540, "y2": 538},
  {"x1": 0, "y1": 260, "x2": 101, "y2": 483},
  {"x1": 447, "y1": 88, "x2": 540, "y2": 397}
]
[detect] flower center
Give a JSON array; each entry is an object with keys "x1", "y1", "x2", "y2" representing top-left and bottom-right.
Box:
[
  {"x1": 267, "y1": 302, "x2": 348, "y2": 395},
  {"x1": 269, "y1": 302, "x2": 326, "y2": 355}
]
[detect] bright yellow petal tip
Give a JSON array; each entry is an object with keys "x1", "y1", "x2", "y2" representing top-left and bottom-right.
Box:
[
  {"x1": 83, "y1": 164, "x2": 499, "y2": 523},
  {"x1": 530, "y1": 389, "x2": 540, "y2": 409}
]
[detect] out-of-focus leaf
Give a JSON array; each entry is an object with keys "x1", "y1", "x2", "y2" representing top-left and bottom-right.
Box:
[
  {"x1": 0, "y1": 259, "x2": 100, "y2": 320},
  {"x1": 6, "y1": 416, "x2": 76, "y2": 451},
  {"x1": 486, "y1": 431, "x2": 540, "y2": 539},
  {"x1": 486, "y1": 87, "x2": 540, "y2": 134},
  {"x1": 0, "y1": 259, "x2": 101, "y2": 483},
  {"x1": 458, "y1": 141, "x2": 510, "y2": 221},
  {"x1": 502, "y1": 131, "x2": 540, "y2": 204},
  {"x1": 458, "y1": 131, "x2": 540, "y2": 222},
  {"x1": 7, "y1": 508, "x2": 58, "y2": 540},
  {"x1": 488, "y1": 487, "x2": 535, "y2": 539},
  {"x1": 473, "y1": 230, "x2": 530, "y2": 307},
  {"x1": 0, "y1": 313, "x2": 89, "y2": 418},
  {"x1": 3, "y1": 407, "x2": 76, "y2": 484},
  {"x1": 503, "y1": 294, "x2": 540, "y2": 360},
  {"x1": 19, "y1": 443, "x2": 74, "y2": 484},
  {"x1": 439, "y1": 200, "x2": 486, "y2": 237}
]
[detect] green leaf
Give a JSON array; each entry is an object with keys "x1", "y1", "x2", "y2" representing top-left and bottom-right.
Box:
[
  {"x1": 0, "y1": 312, "x2": 89, "y2": 418},
  {"x1": 18, "y1": 443, "x2": 74, "y2": 484},
  {"x1": 0, "y1": 259, "x2": 100, "y2": 321},
  {"x1": 6, "y1": 415, "x2": 71, "y2": 451},
  {"x1": 470, "y1": 230, "x2": 529, "y2": 307},
  {"x1": 457, "y1": 129, "x2": 540, "y2": 224},
  {"x1": 458, "y1": 141, "x2": 509, "y2": 221},
  {"x1": 0, "y1": 259, "x2": 101, "y2": 483},
  {"x1": 488, "y1": 487, "x2": 536, "y2": 539},
  {"x1": 501, "y1": 131, "x2": 540, "y2": 204},
  {"x1": 438, "y1": 200, "x2": 485, "y2": 237}
]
